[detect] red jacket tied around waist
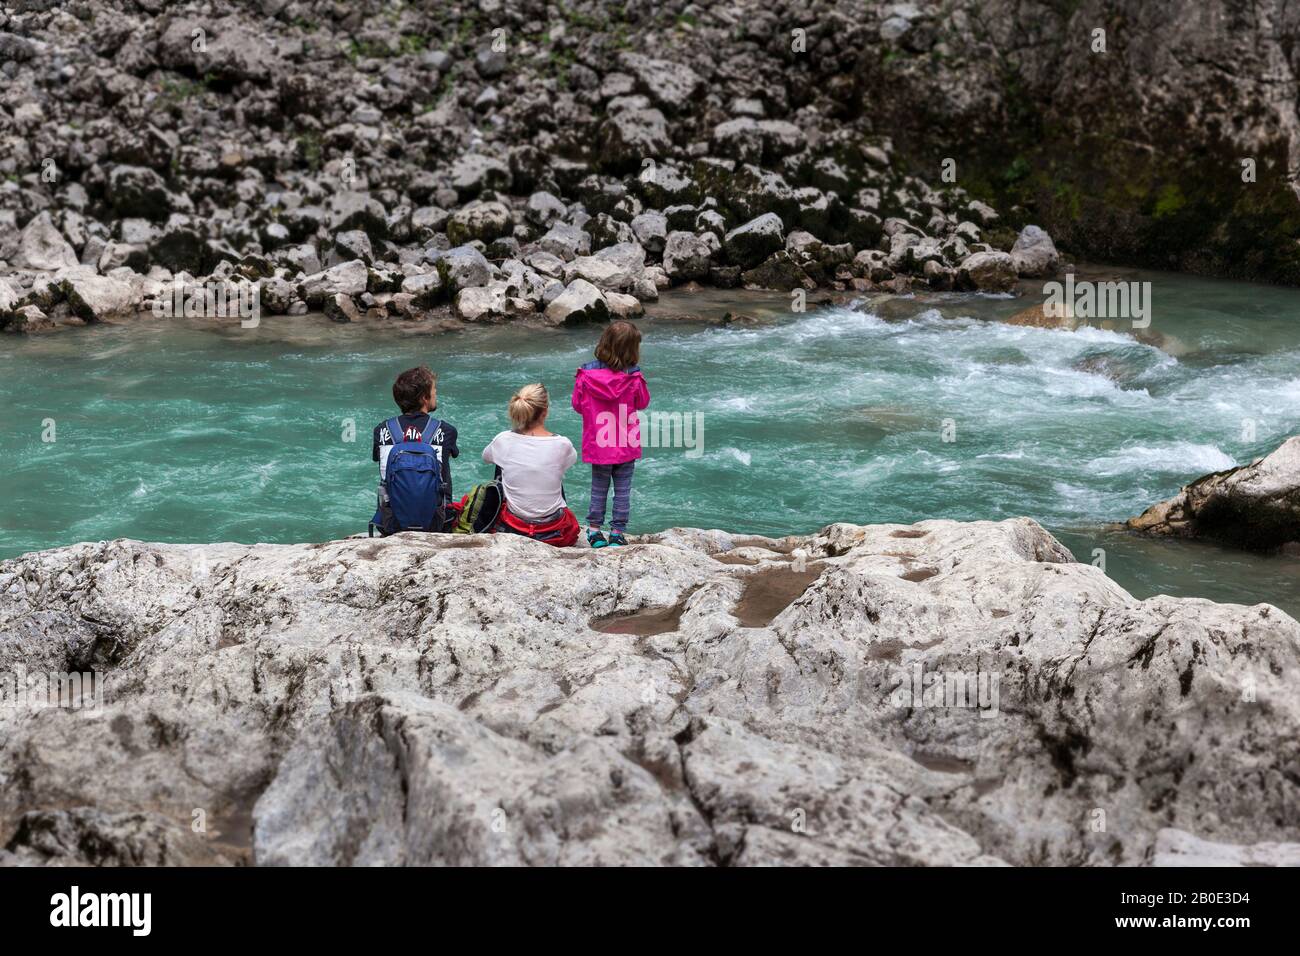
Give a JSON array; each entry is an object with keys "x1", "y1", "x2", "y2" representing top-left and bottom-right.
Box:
[{"x1": 571, "y1": 363, "x2": 650, "y2": 465}]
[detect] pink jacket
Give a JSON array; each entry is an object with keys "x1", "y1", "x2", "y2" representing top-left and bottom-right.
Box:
[{"x1": 571, "y1": 363, "x2": 650, "y2": 465}]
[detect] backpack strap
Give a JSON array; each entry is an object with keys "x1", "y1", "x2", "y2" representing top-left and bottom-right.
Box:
[
  {"x1": 421, "y1": 417, "x2": 441, "y2": 448},
  {"x1": 386, "y1": 417, "x2": 404, "y2": 445}
]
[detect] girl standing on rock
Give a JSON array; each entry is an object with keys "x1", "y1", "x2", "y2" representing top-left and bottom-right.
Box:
[
  {"x1": 571, "y1": 321, "x2": 651, "y2": 548},
  {"x1": 482, "y1": 383, "x2": 580, "y2": 547}
]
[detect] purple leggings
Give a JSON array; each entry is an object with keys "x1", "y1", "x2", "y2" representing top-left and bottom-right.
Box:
[{"x1": 587, "y1": 461, "x2": 635, "y2": 532}]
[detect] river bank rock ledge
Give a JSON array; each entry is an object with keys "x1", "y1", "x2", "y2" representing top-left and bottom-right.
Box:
[
  {"x1": 2, "y1": 519, "x2": 1298, "y2": 866},
  {"x1": 0, "y1": 1, "x2": 1064, "y2": 333},
  {"x1": 1127, "y1": 436, "x2": 1300, "y2": 552}
]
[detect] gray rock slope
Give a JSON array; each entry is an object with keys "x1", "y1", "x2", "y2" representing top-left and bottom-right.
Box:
[{"x1": 1, "y1": 519, "x2": 1297, "y2": 866}]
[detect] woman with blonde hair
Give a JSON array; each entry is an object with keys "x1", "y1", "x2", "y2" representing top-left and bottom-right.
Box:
[{"x1": 481, "y1": 383, "x2": 580, "y2": 546}]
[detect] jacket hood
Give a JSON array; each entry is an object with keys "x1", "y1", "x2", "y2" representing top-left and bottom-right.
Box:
[{"x1": 577, "y1": 366, "x2": 645, "y2": 402}]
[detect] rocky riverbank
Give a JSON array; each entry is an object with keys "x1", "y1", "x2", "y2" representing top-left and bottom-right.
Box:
[
  {"x1": 0, "y1": 1, "x2": 1072, "y2": 333},
  {"x1": 2, "y1": 518, "x2": 1297, "y2": 866},
  {"x1": 6, "y1": 0, "x2": 1299, "y2": 336}
]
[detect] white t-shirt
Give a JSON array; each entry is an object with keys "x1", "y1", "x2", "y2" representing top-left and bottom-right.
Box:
[{"x1": 482, "y1": 430, "x2": 578, "y2": 521}]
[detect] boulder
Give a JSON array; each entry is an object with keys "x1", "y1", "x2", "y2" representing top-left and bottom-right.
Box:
[
  {"x1": 454, "y1": 285, "x2": 536, "y2": 323},
  {"x1": 299, "y1": 260, "x2": 369, "y2": 306},
  {"x1": 433, "y1": 246, "x2": 491, "y2": 294},
  {"x1": 332, "y1": 230, "x2": 373, "y2": 265},
  {"x1": 599, "y1": 108, "x2": 672, "y2": 172},
  {"x1": 106, "y1": 166, "x2": 172, "y2": 221},
  {"x1": 543, "y1": 278, "x2": 610, "y2": 325},
  {"x1": 637, "y1": 164, "x2": 699, "y2": 208},
  {"x1": 2, "y1": 519, "x2": 1298, "y2": 866},
  {"x1": 711, "y1": 118, "x2": 765, "y2": 164},
  {"x1": 401, "y1": 272, "x2": 445, "y2": 307},
  {"x1": 411, "y1": 206, "x2": 450, "y2": 239},
  {"x1": 259, "y1": 277, "x2": 296, "y2": 315},
  {"x1": 14, "y1": 212, "x2": 78, "y2": 271},
  {"x1": 1010, "y1": 225, "x2": 1060, "y2": 277},
  {"x1": 741, "y1": 250, "x2": 815, "y2": 291},
  {"x1": 158, "y1": 16, "x2": 274, "y2": 83},
  {"x1": 697, "y1": 163, "x2": 799, "y2": 225},
  {"x1": 2, "y1": 305, "x2": 55, "y2": 334},
  {"x1": 98, "y1": 241, "x2": 149, "y2": 273},
  {"x1": 956, "y1": 251, "x2": 1017, "y2": 292},
  {"x1": 328, "y1": 192, "x2": 388, "y2": 242},
  {"x1": 0, "y1": 278, "x2": 17, "y2": 313},
  {"x1": 148, "y1": 216, "x2": 202, "y2": 272},
  {"x1": 710, "y1": 119, "x2": 802, "y2": 165},
  {"x1": 449, "y1": 153, "x2": 512, "y2": 200},
  {"x1": 787, "y1": 233, "x2": 854, "y2": 285},
  {"x1": 278, "y1": 243, "x2": 322, "y2": 277},
  {"x1": 538, "y1": 223, "x2": 592, "y2": 262},
  {"x1": 524, "y1": 251, "x2": 566, "y2": 279},
  {"x1": 61, "y1": 274, "x2": 137, "y2": 322},
  {"x1": 631, "y1": 211, "x2": 668, "y2": 255},
  {"x1": 966, "y1": 200, "x2": 999, "y2": 226},
  {"x1": 662, "y1": 231, "x2": 714, "y2": 283},
  {"x1": 1126, "y1": 436, "x2": 1300, "y2": 551},
  {"x1": 524, "y1": 191, "x2": 567, "y2": 228},
  {"x1": 498, "y1": 261, "x2": 549, "y2": 303},
  {"x1": 323, "y1": 293, "x2": 363, "y2": 323},
  {"x1": 605, "y1": 292, "x2": 644, "y2": 319},
  {"x1": 617, "y1": 52, "x2": 702, "y2": 114},
  {"x1": 563, "y1": 242, "x2": 647, "y2": 292},
  {"x1": 588, "y1": 213, "x2": 636, "y2": 249},
  {"x1": 447, "y1": 201, "x2": 512, "y2": 246},
  {"x1": 723, "y1": 213, "x2": 785, "y2": 269}
]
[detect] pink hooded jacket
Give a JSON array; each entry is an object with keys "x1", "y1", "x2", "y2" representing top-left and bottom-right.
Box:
[{"x1": 571, "y1": 363, "x2": 651, "y2": 465}]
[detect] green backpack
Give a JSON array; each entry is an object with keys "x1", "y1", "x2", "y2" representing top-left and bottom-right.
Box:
[{"x1": 452, "y1": 478, "x2": 504, "y2": 534}]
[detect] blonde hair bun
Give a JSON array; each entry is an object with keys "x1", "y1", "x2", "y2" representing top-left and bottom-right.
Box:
[{"x1": 509, "y1": 383, "x2": 549, "y2": 431}]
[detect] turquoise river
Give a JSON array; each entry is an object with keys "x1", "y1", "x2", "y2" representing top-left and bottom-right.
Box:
[{"x1": 3, "y1": 266, "x2": 1299, "y2": 615}]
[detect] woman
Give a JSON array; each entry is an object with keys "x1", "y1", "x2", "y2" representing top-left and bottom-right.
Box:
[{"x1": 482, "y1": 383, "x2": 580, "y2": 547}]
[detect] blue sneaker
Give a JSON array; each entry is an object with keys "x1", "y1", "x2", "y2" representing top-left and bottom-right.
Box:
[
  {"x1": 587, "y1": 529, "x2": 608, "y2": 549},
  {"x1": 607, "y1": 532, "x2": 628, "y2": 547}
]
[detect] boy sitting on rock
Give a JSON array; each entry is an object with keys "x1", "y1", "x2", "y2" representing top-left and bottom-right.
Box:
[{"x1": 370, "y1": 366, "x2": 459, "y2": 534}]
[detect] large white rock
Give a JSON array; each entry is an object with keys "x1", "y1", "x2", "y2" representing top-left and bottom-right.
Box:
[
  {"x1": 61, "y1": 274, "x2": 138, "y2": 321},
  {"x1": 1127, "y1": 435, "x2": 1300, "y2": 550},
  {"x1": 1, "y1": 518, "x2": 1297, "y2": 867},
  {"x1": 562, "y1": 242, "x2": 646, "y2": 292},
  {"x1": 662, "y1": 231, "x2": 714, "y2": 282},
  {"x1": 1010, "y1": 225, "x2": 1060, "y2": 277},
  {"x1": 298, "y1": 259, "x2": 368, "y2": 305},
  {"x1": 453, "y1": 284, "x2": 535, "y2": 323},
  {"x1": 433, "y1": 245, "x2": 492, "y2": 292},
  {"x1": 0, "y1": 278, "x2": 18, "y2": 313},
  {"x1": 543, "y1": 278, "x2": 610, "y2": 325},
  {"x1": 14, "y1": 212, "x2": 78, "y2": 271},
  {"x1": 538, "y1": 223, "x2": 591, "y2": 262},
  {"x1": 956, "y1": 250, "x2": 1017, "y2": 292}
]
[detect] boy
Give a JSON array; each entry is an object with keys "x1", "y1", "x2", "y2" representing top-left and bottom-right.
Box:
[{"x1": 372, "y1": 366, "x2": 459, "y2": 531}]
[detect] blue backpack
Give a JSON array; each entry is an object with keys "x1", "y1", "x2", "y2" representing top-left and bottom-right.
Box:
[{"x1": 372, "y1": 416, "x2": 444, "y2": 535}]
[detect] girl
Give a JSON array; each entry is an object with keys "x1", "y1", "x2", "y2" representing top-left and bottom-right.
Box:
[
  {"x1": 482, "y1": 383, "x2": 580, "y2": 547},
  {"x1": 571, "y1": 321, "x2": 650, "y2": 548}
]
